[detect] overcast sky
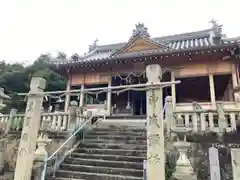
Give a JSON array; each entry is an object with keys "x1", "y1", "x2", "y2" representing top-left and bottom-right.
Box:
[{"x1": 0, "y1": 0, "x2": 239, "y2": 64}]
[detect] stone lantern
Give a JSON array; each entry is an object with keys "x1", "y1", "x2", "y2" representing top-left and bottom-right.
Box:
[{"x1": 171, "y1": 124, "x2": 197, "y2": 180}]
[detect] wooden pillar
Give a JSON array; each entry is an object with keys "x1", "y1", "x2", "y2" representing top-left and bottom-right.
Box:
[
  {"x1": 14, "y1": 77, "x2": 46, "y2": 180},
  {"x1": 232, "y1": 64, "x2": 239, "y2": 102},
  {"x1": 79, "y1": 84, "x2": 84, "y2": 108},
  {"x1": 146, "y1": 64, "x2": 165, "y2": 180},
  {"x1": 107, "y1": 79, "x2": 112, "y2": 115},
  {"x1": 209, "y1": 74, "x2": 216, "y2": 106},
  {"x1": 171, "y1": 71, "x2": 176, "y2": 107},
  {"x1": 64, "y1": 79, "x2": 71, "y2": 112}
]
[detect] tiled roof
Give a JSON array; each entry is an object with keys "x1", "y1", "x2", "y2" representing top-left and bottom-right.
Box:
[{"x1": 52, "y1": 23, "x2": 240, "y2": 66}]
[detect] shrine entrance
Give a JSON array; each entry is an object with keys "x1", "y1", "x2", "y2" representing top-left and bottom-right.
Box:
[
  {"x1": 132, "y1": 91, "x2": 146, "y2": 115},
  {"x1": 111, "y1": 74, "x2": 147, "y2": 116}
]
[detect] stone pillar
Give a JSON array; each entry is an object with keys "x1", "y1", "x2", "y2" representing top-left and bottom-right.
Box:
[
  {"x1": 68, "y1": 101, "x2": 78, "y2": 132},
  {"x1": 14, "y1": 77, "x2": 46, "y2": 180},
  {"x1": 6, "y1": 108, "x2": 17, "y2": 133},
  {"x1": 209, "y1": 74, "x2": 216, "y2": 107},
  {"x1": 165, "y1": 96, "x2": 174, "y2": 132},
  {"x1": 171, "y1": 71, "x2": 176, "y2": 107},
  {"x1": 209, "y1": 147, "x2": 221, "y2": 180},
  {"x1": 64, "y1": 79, "x2": 71, "y2": 112},
  {"x1": 33, "y1": 111, "x2": 51, "y2": 180},
  {"x1": 231, "y1": 148, "x2": 240, "y2": 180},
  {"x1": 0, "y1": 140, "x2": 6, "y2": 174},
  {"x1": 107, "y1": 80, "x2": 112, "y2": 115},
  {"x1": 146, "y1": 64, "x2": 165, "y2": 180}
]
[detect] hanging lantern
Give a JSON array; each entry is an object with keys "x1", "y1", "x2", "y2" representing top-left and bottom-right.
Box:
[
  {"x1": 48, "y1": 105, "x2": 53, "y2": 112},
  {"x1": 125, "y1": 101, "x2": 131, "y2": 110},
  {"x1": 44, "y1": 96, "x2": 48, "y2": 102},
  {"x1": 56, "y1": 97, "x2": 63, "y2": 103},
  {"x1": 125, "y1": 90, "x2": 131, "y2": 110}
]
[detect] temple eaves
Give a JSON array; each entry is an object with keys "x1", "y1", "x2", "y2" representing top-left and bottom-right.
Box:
[{"x1": 50, "y1": 20, "x2": 240, "y2": 66}]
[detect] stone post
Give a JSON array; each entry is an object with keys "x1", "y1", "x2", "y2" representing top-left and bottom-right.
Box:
[
  {"x1": 192, "y1": 102, "x2": 202, "y2": 133},
  {"x1": 14, "y1": 77, "x2": 46, "y2": 180},
  {"x1": 209, "y1": 147, "x2": 220, "y2": 180},
  {"x1": 68, "y1": 101, "x2": 78, "y2": 132},
  {"x1": 33, "y1": 111, "x2": 52, "y2": 180},
  {"x1": 165, "y1": 96, "x2": 174, "y2": 133},
  {"x1": 0, "y1": 139, "x2": 6, "y2": 174},
  {"x1": 231, "y1": 148, "x2": 240, "y2": 180},
  {"x1": 216, "y1": 102, "x2": 226, "y2": 140},
  {"x1": 68, "y1": 101, "x2": 78, "y2": 151},
  {"x1": 6, "y1": 108, "x2": 17, "y2": 133},
  {"x1": 146, "y1": 64, "x2": 165, "y2": 180}
]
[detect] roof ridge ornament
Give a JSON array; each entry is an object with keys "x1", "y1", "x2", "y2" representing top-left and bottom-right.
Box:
[
  {"x1": 209, "y1": 19, "x2": 223, "y2": 44},
  {"x1": 131, "y1": 22, "x2": 150, "y2": 39},
  {"x1": 88, "y1": 39, "x2": 99, "y2": 52},
  {"x1": 209, "y1": 18, "x2": 222, "y2": 37}
]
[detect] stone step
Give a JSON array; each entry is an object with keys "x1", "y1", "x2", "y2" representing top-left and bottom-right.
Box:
[
  {"x1": 75, "y1": 148, "x2": 146, "y2": 156},
  {"x1": 83, "y1": 139, "x2": 147, "y2": 145},
  {"x1": 55, "y1": 170, "x2": 142, "y2": 180},
  {"x1": 93, "y1": 128, "x2": 146, "y2": 133},
  {"x1": 87, "y1": 131, "x2": 146, "y2": 136},
  {"x1": 64, "y1": 157, "x2": 143, "y2": 170},
  {"x1": 47, "y1": 177, "x2": 85, "y2": 180},
  {"x1": 60, "y1": 164, "x2": 143, "y2": 177},
  {"x1": 71, "y1": 152, "x2": 145, "y2": 162},
  {"x1": 78, "y1": 142, "x2": 147, "y2": 150},
  {"x1": 84, "y1": 134, "x2": 146, "y2": 141}
]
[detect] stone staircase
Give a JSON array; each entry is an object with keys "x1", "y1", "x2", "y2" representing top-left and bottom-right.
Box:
[{"x1": 47, "y1": 125, "x2": 147, "y2": 180}]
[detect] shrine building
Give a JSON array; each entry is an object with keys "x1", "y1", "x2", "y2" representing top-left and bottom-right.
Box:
[{"x1": 51, "y1": 21, "x2": 240, "y2": 116}]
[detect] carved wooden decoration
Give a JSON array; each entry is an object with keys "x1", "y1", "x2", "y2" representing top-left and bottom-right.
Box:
[{"x1": 117, "y1": 37, "x2": 164, "y2": 54}]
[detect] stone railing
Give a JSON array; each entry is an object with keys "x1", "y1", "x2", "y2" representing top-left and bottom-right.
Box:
[
  {"x1": 41, "y1": 112, "x2": 70, "y2": 132},
  {"x1": 173, "y1": 109, "x2": 238, "y2": 132},
  {"x1": 0, "y1": 104, "x2": 87, "y2": 134},
  {"x1": 0, "y1": 113, "x2": 24, "y2": 132},
  {"x1": 165, "y1": 96, "x2": 240, "y2": 133}
]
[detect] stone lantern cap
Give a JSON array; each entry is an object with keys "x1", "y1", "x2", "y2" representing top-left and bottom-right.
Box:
[
  {"x1": 171, "y1": 127, "x2": 192, "y2": 134},
  {"x1": 0, "y1": 88, "x2": 10, "y2": 100},
  {"x1": 233, "y1": 85, "x2": 240, "y2": 93}
]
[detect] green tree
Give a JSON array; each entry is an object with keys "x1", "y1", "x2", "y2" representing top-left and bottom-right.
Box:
[
  {"x1": 0, "y1": 53, "x2": 67, "y2": 113},
  {"x1": 26, "y1": 53, "x2": 67, "y2": 91}
]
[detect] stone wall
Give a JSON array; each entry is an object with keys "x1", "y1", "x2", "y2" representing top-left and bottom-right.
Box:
[{"x1": 0, "y1": 134, "x2": 69, "y2": 180}]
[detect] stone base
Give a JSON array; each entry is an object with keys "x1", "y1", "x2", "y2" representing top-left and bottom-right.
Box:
[{"x1": 172, "y1": 173, "x2": 197, "y2": 180}]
